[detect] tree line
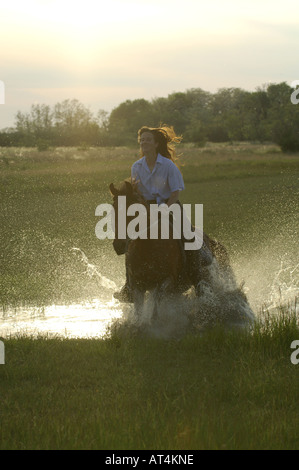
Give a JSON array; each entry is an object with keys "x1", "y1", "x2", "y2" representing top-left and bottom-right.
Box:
[{"x1": 1, "y1": 81, "x2": 299, "y2": 151}]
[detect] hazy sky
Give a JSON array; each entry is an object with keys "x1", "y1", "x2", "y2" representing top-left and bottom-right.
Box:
[{"x1": 1, "y1": 0, "x2": 298, "y2": 128}]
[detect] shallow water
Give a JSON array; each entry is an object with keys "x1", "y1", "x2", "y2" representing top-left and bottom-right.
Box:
[
  {"x1": 0, "y1": 299, "x2": 123, "y2": 339},
  {"x1": 0, "y1": 250, "x2": 298, "y2": 340}
]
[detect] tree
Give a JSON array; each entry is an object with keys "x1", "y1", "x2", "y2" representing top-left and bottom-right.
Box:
[
  {"x1": 14, "y1": 104, "x2": 53, "y2": 146},
  {"x1": 108, "y1": 99, "x2": 157, "y2": 145},
  {"x1": 266, "y1": 82, "x2": 299, "y2": 151},
  {"x1": 53, "y1": 99, "x2": 98, "y2": 145},
  {"x1": 12, "y1": 99, "x2": 101, "y2": 147},
  {"x1": 241, "y1": 89, "x2": 271, "y2": 141},
  {"x1": 3, "y1": 82, "x2": 299, "y2": 149}
]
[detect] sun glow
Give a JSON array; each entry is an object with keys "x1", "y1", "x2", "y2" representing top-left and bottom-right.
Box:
[
  {"x1": 0, "y1": 0, "x2": 246, "y2": 67},
  {"x1": 2, "y1": 0, "x2": 298, "y2": 70}
]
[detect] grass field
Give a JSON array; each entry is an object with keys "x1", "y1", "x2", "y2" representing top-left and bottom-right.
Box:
[
  {"x1": 0, "y1": 143, "x2": 298, "y2": 307},
  {"x1": 0, "y1": 143, "x2": 298, "y2": 449}
]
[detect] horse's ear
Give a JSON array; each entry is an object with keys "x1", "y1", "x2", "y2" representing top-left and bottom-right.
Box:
[
  {"x1": 125, "y1": 180, "x2": 133, "y2": 195},
  {"x1": 109, "y1": 183, "x2": 118, "y2": 196}
]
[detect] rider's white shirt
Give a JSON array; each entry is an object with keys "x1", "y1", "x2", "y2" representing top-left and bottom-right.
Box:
[{"x1": 131, "y1": 153, "x2": 184, "y2": 205}]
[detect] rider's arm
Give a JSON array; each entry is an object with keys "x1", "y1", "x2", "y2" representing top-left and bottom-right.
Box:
[{"x1": 166, "y1": 190, "x2": 180, "y2": 207}]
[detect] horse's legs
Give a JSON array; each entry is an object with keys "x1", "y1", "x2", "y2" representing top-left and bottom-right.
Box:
[
  {"x1": 159, "y1": 278, "x2": 174, "y2": 296},
  {"x1": 132, "y1": 288, "x2": 145, "y2": 320},
  {"x1": 152, "y1": 278, "x2": 175, "y2": 321},
  {"x1": 152, "y1": 288, "x2": 159, "y2": 321}
]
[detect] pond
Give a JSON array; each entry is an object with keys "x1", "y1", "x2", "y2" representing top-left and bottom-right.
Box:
[
  {"x1": 1, "y1": 258, "x2": 298, "y2": 340},
  {"x1": 0, "y1": 298, "x2": 123, "y2": 339}
]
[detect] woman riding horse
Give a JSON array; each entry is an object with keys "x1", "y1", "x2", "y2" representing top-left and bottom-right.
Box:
[{"x1": 113, "y1": 125, "x2": 214, "y2": 302}]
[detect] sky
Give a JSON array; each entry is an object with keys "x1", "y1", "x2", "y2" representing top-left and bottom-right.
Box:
[{"x1": 1, "y1": 0, "x2": 299, "y2": 129}]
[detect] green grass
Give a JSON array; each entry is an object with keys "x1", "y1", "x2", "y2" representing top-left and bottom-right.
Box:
[
  {"x1": 0, "y1": 143, "x2": 299, "y2": 449},
  {"x1": 0, "y1": 305, "x2": 298, "y2": 450},
  {"x1": 0, "y1": 143, "x2": 298, "y2": 306}
]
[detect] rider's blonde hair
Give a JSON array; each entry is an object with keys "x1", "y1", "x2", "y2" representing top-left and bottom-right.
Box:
[{"x1": 137, "y1": 125, "x2": 182, "y2": 166}]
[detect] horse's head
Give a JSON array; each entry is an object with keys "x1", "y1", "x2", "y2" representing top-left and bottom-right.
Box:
[
  {"x1": 109, "y1": 179, "x2": 148, "y2": 254},
  {"x1": 110, "y1": 179, "x2": 146, "y2": 207}
]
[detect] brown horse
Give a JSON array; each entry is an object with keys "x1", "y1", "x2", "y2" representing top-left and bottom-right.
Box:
[
  {"x1": 110, "y1": 180, "x2": 184, "y2": 316},
  {"x1": 109, "y1": 180, "x2": 232, "y2": 319}
]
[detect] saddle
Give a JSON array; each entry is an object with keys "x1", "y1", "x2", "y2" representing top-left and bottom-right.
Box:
[{"x1": 112, "y1": 221, "x2": 186, "y2": 267}]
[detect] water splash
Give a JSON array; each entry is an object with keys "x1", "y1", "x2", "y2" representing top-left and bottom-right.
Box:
[
  {"x1": 109, "y1": 259, "x2": 256, "y2": 339},
  {"x1": 267, "y1": 262, "x2": 299, "y2": 310},
  {"x1": 233, "y1": 245, "x2": 299, "y2": 317},
  {"x1": 71, "y1": 247, "x2": 117, "y2": 290},
  {"x1": 1, "y1": 246, "x2": 297, "y2": 340},
  {"x1": 0, "y1": 248, "x2": 122, "y2": 339}
]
